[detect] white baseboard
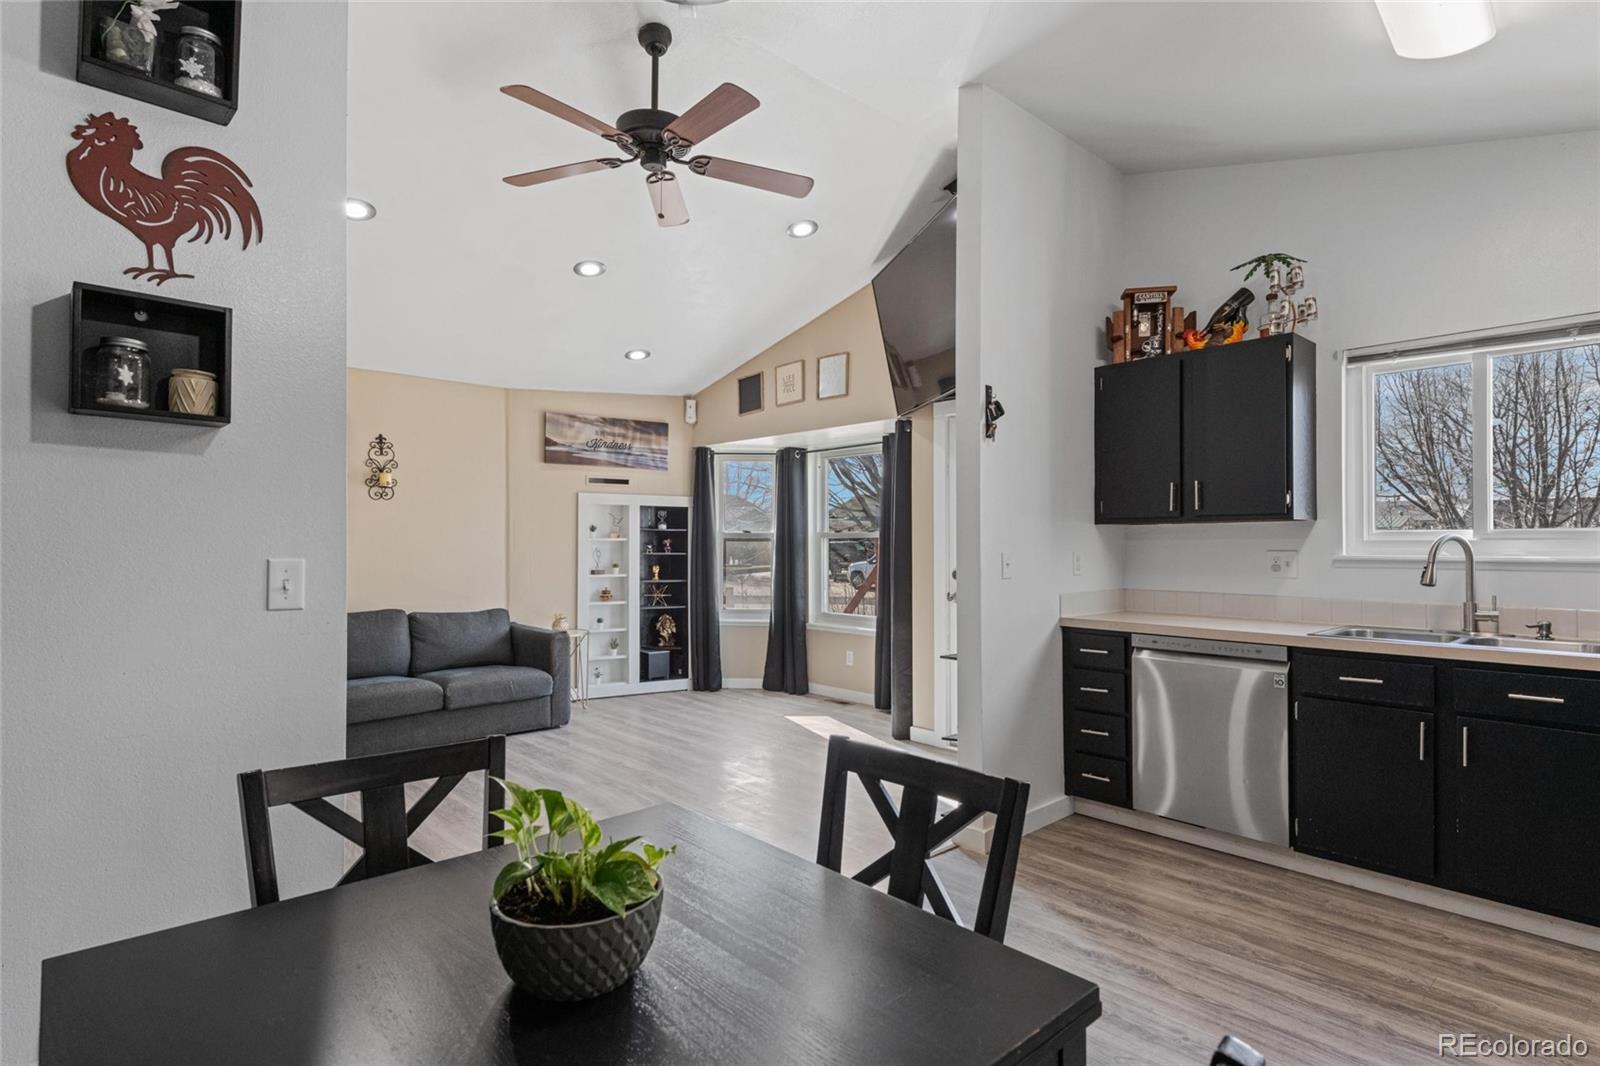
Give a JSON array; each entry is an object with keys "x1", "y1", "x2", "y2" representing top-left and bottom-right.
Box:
[
  {"x1": 809, "y1": 683, "x2": 874, "y2": 706},
  {"x1": 909, "y1": 726, "x2": 953, "y2": 748},
  {"x1": 723, "y1": 678, "x2": 763, "y2": 689},
  {"x1": 1072, "y1": 800, "x2": 1600, "y2": 951},
  {"x1": 955, "y1": 794, "x2": 1074, "y2": 855}
]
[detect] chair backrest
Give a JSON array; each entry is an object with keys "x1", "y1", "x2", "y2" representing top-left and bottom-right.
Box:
[
  {"x1": 236, "y1": 735, "x2": 505, "y2": 906},
  {"x1": 815, "y1": 735, "x2": 1030, "y2": 942}
]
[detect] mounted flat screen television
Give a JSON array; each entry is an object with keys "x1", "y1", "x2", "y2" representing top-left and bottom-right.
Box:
[{"x1": 872, "y1": 197, "x2": 956, "y2": 416}]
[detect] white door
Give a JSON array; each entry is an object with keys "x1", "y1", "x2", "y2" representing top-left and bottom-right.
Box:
[{"x1": 931, "y1": 401, "x2": 957, "y2": 743}]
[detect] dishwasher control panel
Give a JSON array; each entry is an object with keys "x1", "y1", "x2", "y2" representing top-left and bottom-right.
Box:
[{"x1": 1131, "y1": 633, "x2": 1290, "y2": 663}]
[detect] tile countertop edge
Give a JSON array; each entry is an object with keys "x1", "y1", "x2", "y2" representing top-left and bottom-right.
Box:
[{"x1": 1059, "y1": 612, "x2": 1600, "y2": 674}]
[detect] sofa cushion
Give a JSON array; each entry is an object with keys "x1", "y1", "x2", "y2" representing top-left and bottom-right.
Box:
[
  {"x1": 416, "y1": 665, "x2": 554, "y2": 710},
  {"x1": 347, "y1": 675, "x2": 444, "y2": 725},
  {"x1": 409, "y1": 609, "x2": 513, "y2": 675},
  {"x1": 348, "y1": 609, "x2": 411, "y2": 680}
]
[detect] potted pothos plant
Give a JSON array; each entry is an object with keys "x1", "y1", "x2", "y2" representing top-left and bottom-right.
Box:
[{"x1": 488, "y1": 782, "x2": 674, "y2": 1001}]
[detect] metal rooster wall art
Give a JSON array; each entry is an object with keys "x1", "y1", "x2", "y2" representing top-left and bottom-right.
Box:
[{"x1": 66, "y1": 112, "x2": 262, "y2": 285}]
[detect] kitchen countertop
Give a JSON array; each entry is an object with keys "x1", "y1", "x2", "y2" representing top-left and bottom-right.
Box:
[{"x1": 1060, "y1": 611, "x2": 1600, "y2": 674}]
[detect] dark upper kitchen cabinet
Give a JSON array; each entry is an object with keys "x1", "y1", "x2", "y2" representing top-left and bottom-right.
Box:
[
  {"x1": 1094, "y1": 334, "x2": 1315, "y2": 523},
  {"x1": 1292, "y1": 697, "x2": 1435, "y2": 882},
  {"x1": 1455, "y1": 716, "x2": 1600, "y2": 924},
  {"x1": 1094, "y1": 358, "x2": 1181, "y2": 521}
]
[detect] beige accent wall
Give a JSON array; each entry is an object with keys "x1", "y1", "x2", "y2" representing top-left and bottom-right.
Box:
[
  {"x1": 692, "y1": 285, "x2": 897, "y2": 447},
  {"x1": 505, "y1": 390, "x2": 692, "y2": 628},
  {"x1": 347, "y1": 369, "x2": 508, "y2": 613}
]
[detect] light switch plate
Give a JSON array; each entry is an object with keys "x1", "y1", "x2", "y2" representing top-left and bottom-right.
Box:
[
  {"x1": 268, "y1": 558, "x2": 306, "y2": 610},
  {"x1": 1268, "y1": 550, "x2": 1299, "y2": 580},
  {"x1": 1001, "y1": 552, "x2": 1014, "y2": 580},
  {"x1": 1072, "y1": 551, "x2": 1084, "y2": 577}
]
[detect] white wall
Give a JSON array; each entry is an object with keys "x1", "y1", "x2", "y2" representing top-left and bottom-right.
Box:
[
  {"x1": 955, "y1": 85, "x2": 1123, "y2": 817},
  {"x1": 1, "y1": 4, "x2": 349, "y2": 1061},
  {"x1": 1119, "y1": 133, "x2": 1600, "y2": 610}
]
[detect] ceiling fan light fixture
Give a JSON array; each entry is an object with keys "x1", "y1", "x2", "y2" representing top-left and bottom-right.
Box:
[
  {"x1": 344, "y1": 198, "x2": 377, "y2": 221},
  {"x1": 786, "y1": 219, "x2": 818, "y2": 239},
  {"x1": 1374, "y1": 0, "x2": 1496, "y2": 59},
  {"x1": 573, "y1": 259, "x2": 607, "y2": 277},
  {"x1": 624, "y1": 349, "x2": 652, "y2": 362}
]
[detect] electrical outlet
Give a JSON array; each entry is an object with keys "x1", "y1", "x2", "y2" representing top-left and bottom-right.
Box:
[
  {"x1": 845, "y1": 650, "x2": 855, "y2": 668},
  {"x1": 268, "y1": 558, "x2": 306, "y2": 610},
  {"x1": 1268, "y1": 550, "x2": 1299, "y2": 580},
  {"x1": 1072, "y1": 551, "x2": 1084, "y2": 577},
  {"x1": 1001, "y1": 552, "x2": 1014, "y2": 580}
]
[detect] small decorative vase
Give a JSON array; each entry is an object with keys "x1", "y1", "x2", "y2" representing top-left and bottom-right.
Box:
[
  {"x1": 168, "y1": 368, "x2": 218, "y2": 416},
  {"x1": 99, "y1": 18, "x2": 155, "y2": 74},
  {"x1": 551, "y1": 612, "x2": 568, "y2": 631},
  {"x1": 93, "y1": 336, "x2": 151, "y2": 409},
  {"x1": 490, "y1": 886, "x2": 664, "y2": 1001}
]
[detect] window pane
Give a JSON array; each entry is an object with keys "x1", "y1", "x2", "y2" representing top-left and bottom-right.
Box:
[
  {"x1": 720, "y1": 460, "x2": 773, "y2": 533},
  {"x1": 823, "y1": 537, "x2": 878, "y2": 618},
  {"x1": 722, "y1": 538, "x2": 772, "y2": 612},
  {"x1": 1492, "y1": 344, "x2": 1600, "y2": 529},
  {"x1": 826, "y1": 452, "x2": 883, "y2": 533},
  {"x1": 1373, "y1": 363, "x2": 1473, "y2": 530}
]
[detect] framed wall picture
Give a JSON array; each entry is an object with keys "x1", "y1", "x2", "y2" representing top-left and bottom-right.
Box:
[
  {"x1": 774, "y1": 360, "x2": 804, "y2": 406},
  {"x1": 544, "y1": 412, "x2": 669, "y2": 470},
  {"x1": 817, "y1": 351, "x2": 848, "y2": 399},
  {"x1": 737, "y1": 372, "x2": 763, "y2": 415}
]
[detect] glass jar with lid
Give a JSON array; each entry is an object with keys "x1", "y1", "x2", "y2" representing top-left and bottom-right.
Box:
[
  {"x1": 174, "y1": 25, "x2": 223, "y2": 98},
  {"x1": 93, "y1": 337, "x2": 152, "y2": 410}
]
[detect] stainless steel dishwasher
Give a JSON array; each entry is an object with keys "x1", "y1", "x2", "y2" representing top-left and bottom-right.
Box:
[{"x1": 1130, "y1": 634, "x2": 1291, "y2": 847}]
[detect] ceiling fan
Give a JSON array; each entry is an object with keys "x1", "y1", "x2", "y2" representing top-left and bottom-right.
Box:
[{"x1": 499, "y1": 22, "x2": 814, "y2": 227}]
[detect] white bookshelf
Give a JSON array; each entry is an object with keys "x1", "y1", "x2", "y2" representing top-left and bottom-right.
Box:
[{"x1": 575, "y1": 492, "x2": 692, "y2": 697}]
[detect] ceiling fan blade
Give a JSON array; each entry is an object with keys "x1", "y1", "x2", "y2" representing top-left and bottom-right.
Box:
[
  {"x1": 648, "y1": 175, "x2": 689, "y2": 228},
  {"x1": 502, "y1": 158, "x2": 628, "y2": 188},
  {"x1": 500, "y1": 84, "x2": 629, "y2": 144},
  {"x1": 687, "y1": 156, "x2": 814, "y2": 199},
  {"x1": 663, "y1": 83, "x2": 759, "y2": 149}
]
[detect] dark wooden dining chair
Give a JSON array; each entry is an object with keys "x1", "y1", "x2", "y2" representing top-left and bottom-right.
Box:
[
  {"x1": 815, "y1": 734, "x2": 1030, "y2": 942},
  {"x1": 236, "y1": 735, "x2": 506, "y2": 906}
]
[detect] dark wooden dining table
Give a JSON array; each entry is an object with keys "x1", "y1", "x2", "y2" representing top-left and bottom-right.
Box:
[{"x1": 40, "y1": 803, "x2": 1100, "y2": 1065}]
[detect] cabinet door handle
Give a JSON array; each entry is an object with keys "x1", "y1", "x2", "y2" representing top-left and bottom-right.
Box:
[
  {"x1": 1079, "y1": 728, "x2": 1111, "y2": 737},
  {"x1": 1507, "y1": 692, "x2": 1565, "y2": 705},
  {"x1": 1076, "y1": 647, "x2": 1109, "y2": 656},
  {"x1": 1079, "y1": 772, "x2": 1112, "y2": 783},
  {"x1": 1193, "y1": 480, "x2": 1202, "y2": 511},
  {"x1": 1337, "y1": 675, "x2": 1385, "y2": 685},
  {"x1": 1168, "y1": 481, "x2": 1176, "y2": 512},
  {"x1": 1078, "y1": 686, "x2": 1110, "y2": 694},
  {"x1": 1418, "y1": 720, "x2": 1426, "y2": 762},
  {"x1": 1461, "y1": 725, "x2": 1469, "y2": 768}
]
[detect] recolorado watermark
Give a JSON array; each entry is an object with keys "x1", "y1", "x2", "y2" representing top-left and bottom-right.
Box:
[{"x1": 1440, "y1": 1033, "x2": 1589, "y2": 1058}]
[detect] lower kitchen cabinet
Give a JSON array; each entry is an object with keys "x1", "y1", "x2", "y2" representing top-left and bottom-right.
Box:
[
  {"x1": 1293, "y1": 697, "x2": 1435, "y2": 881},
  {"x1": 1455, "y1": 716, "x2": 1600, "y2": 924}
]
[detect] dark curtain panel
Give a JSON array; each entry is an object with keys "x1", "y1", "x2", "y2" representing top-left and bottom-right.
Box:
[
  {"x1": 874, "y1": 421, "x2": 914, "y2": 738},
  {"x1": 762, "y1": 447, "x2": 809, "y2": 694},
  {"x1": 689, "y1": 447, "x2": 723, "y2": 691}
]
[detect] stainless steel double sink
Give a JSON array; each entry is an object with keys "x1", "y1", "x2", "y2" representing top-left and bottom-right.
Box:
[{"x1": 1313, "y1": 626, "x2": 1600, "y2": 656}]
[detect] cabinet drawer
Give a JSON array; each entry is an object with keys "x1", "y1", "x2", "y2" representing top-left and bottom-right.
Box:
[
  {"x1": 1455, "y1": 669, "x2": 1600, "y2": 730},
  {"x1": 1069, "y1": 709, "x2": 1126, "y2": 759},
  {"x1": 1067, "y1": 631, "x2": 1126, "y2": 670},
  {"x1": 1069, "y1": 669, "x2": 1126, "y2": 714},
  {"x1": 1296, "y1": 652, "x2": 1434, "y2": 708},
  {"x1": 1068, "y1": 752, "x2": 1129, "y2": 806}
]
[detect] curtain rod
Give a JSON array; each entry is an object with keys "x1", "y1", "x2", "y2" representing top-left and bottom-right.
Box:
[{"x1": 1343, "y1": 312, "x2": 1600, "y2": 365}]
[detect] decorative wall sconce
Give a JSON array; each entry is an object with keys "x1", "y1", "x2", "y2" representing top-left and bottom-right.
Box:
[{"x1": 364, "y1": 433, "x2": 398, "y2": 501}]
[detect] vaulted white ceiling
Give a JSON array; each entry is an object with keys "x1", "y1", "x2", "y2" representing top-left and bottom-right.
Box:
[{"x1": 347, "y1": 2, "x2": 1600, "y2": 394}]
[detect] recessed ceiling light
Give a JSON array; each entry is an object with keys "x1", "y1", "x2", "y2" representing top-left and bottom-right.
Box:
[
  {"x1": 1374, "y1": 0, "x2": 1495, "y2": 59},
  {"x1": 573, "y1": 260, "x2": 606, "y2": 278},
  {"x1": 624, "y1": 349, "x2": 651, "y2": 361},
  {"x1": 344, "y1": 198, "x2": 377, "y2": 221},
  {"x1": 786, "y1": 219, "x2": 819, "y2": 239}
]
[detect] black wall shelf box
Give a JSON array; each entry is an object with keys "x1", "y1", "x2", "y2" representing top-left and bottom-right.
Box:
[
  {"x1": 76, "y1": 1, "x2": 242, "y2": 126},
  {"x1": 71, "y1": 282, "x2": 232, "y2": 426}
]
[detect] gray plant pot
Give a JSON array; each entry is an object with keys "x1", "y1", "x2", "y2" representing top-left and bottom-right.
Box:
[{"x1": 490, "y1": 885, "x2": 664, "y2": 1001}]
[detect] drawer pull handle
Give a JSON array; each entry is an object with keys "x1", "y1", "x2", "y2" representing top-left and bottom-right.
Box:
[
  {"x1": 1079, "y1": 686, "x2": 1110, "y2": 694},
  {"x1": 1080, "y1": 772, "x2": 1112, "y2": 783},
  {"x1": 1337, "y1": 675, "x2": 1385, "y2": 685},
  {"x1": 1077, "y1": 647, "x2": 1110, "y2": 655},
  {"x1": 1462, "y1": 725, "x2": 1469, "y2": 768},
  {"x1": 1079, "y1": 728, "x2": 1111, "y2": 737},
  {"x1": 1507, "y1": 692, "x2": 1565, "y2": 705},
  {"x1": 1418, "y1": 720, "x2": 1426, "y2": 762}
]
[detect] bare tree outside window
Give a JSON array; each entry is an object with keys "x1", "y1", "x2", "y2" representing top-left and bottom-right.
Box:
[
  {"x1": 1492, "y1": 344, "x2": 1600, "y2": 529},
  {"x1": 718, "y1": 459, "x2": 774, "y2": 612},
  {"x1": 1373, "y1": 363, "x2": 1472, "y2": 530},
  {"x1": 821, "y1": 451, "x2": 882, "y2": 617}
]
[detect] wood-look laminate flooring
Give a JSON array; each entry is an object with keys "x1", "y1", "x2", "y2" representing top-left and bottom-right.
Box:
[{"x1": 407, "y1": 689, "x2": 1598, "y2": 1066}]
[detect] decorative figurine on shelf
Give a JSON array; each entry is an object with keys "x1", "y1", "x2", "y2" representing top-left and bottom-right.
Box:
[
  {"x1": 598, "y1": 587, "x2": 614, "y2": 602},
  {"x1": 1107, "y1": 286, "x2": 1192, "y2": 362},
  {"x1": 650, "y1": 563, "x2": 661, "y2": 581},
  {"x1": 591, "y1": 547, "x2": 603, "y2": 573},
  {"x1": 645, "y1": 584, "x2": 670, "y2": 608},
  {"x1": 661, "y1": 538, "x2": 673, "y2": 553},
  {"x1": 655, "y1": 511, "x2": 669, "y2": 530},
  {"x1": 609, "y1": 513, "x2": 624, "y2": 539},
  {"x1": 655, "y1": 613, "x2": 678, "y2": 648},
  {"x1": 1182, "y1": 288, "x2": 1254, "y2": 349},
  {"x1": 593, "y1": 665, "x2": 602, "y2": 682},
  {"x1": 551, "y1": 612, "x2": 569, "y2": 631}
]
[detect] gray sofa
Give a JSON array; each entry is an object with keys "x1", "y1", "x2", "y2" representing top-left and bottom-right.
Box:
[{"x1": 347, "y1": 608, "x2": 570, "y2": 756}]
